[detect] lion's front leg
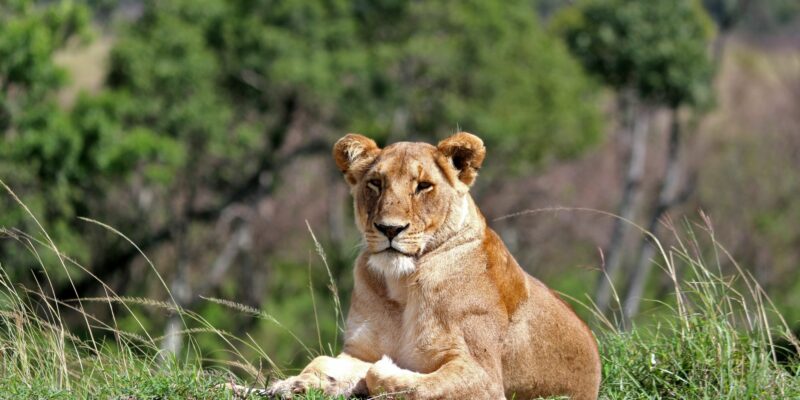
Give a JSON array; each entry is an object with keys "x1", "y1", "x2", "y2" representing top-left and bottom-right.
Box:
[
  {"x1": 365, "y1": 355, "x2": 504, "y2": 400},
  {"x1": 267, "y1": 353, "x2": 372, "y2": 399},
  {"x1": 364, "y1": 356, "x2": 423, "y2": 398}
]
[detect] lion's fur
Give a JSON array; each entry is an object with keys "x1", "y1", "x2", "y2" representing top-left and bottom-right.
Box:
[{"x1": 267, "y1": 133, "x2": 601, "y2": 400}]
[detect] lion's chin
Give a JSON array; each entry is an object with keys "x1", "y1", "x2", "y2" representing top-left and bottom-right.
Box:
[{"x1": 367, "y1": 250, "x2": 416, "y2": 278}]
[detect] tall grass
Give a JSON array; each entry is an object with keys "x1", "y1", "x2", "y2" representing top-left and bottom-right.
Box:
[
  {"x1": 593, "y1": 214, "x2": 800, "y2": 399},
  {"x1": 0, "y1": 183, "x2": 798, "y2": 399},
  {"x1": 0, "y1": 182, "x2": 325, "y2": 398}
]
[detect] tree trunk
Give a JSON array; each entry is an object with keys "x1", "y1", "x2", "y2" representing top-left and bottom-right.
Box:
[
  {"x1": 594, "y1": 93, "x2": 651, "y2": 316},
  {"x1": 160, "y1": 222, "x2": 249, "y2": 356},
  {"x1": 711, "y1": 32, "x2": 728, "y2": 68},
  {"x1": 207, "y1": 221, "x2": 252, "y2": 294},
  {"x1": 161, "y1": 236, "x2": 191, "y2": 357},
  {"x1": 622, "y1": 108, "x2": 683, "y2": 325},
  {"x1": 161, "y1": 182, "x2": 195, "y2": 358}
]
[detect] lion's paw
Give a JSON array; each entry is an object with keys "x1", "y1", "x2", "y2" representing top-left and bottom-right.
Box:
[
  {"x1": 267, "y1": 373, "x2": 362, "y2": 399},
  {"x1": 365, "y1": 356, "x2": 420, "y2": 399},
  {"x1": 266, "y1": 374, "x2": 321, "y2": 398}
]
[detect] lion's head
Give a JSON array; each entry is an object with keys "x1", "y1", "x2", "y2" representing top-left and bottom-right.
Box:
[{"x1": 333, "y1": 132, "x2": 486, "y2": 277}]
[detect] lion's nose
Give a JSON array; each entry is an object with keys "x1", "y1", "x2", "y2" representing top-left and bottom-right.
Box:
[{"x1": 374, "y1": 223, "x2": 409, "y2": 240}]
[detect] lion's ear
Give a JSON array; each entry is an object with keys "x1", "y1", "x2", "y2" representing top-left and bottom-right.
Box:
[
  {"x1": 437, "y1": 132, "x2": 486, "y2": 187},
  {"x1": 333, "y1": 133, "x2": 381, "y2": 186}
]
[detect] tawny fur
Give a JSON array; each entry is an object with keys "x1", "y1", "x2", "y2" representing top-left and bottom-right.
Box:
[{"x1": 265, "y1": 132, "x2": 601, "y2": 400}]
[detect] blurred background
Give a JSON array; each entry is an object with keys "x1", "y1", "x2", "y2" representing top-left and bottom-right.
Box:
[{"x1": 1, "y1": 0, "x2": 799, "y2": 371}]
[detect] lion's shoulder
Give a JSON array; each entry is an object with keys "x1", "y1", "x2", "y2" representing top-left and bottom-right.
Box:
[{"x1": 481, "y1": 227, "x2": 530, "y2": 316}]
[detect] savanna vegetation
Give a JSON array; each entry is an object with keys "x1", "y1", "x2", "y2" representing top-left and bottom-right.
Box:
[{"x1": 1, "y1": 0, "x2": 799, "y2": 398}]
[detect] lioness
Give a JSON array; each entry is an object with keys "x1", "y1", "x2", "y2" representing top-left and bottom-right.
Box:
[{"x1": 268, "y1": 132, "x2": 601, "y2": 399}]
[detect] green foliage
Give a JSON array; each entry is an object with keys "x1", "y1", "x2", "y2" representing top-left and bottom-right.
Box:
[
  {"x1": 0, "y1": 0, "x2": 90, "y2": 92},
  {"x1": 209, "y1": 0, "x2": 603, "y2": 165},
  {"x1": 0, "y1": 0, "x2": 93, "y2": 271},
  {"x1": 105, "y1": 0, "x2": 238, "y2": 187},
  {"x1": 375, "y1": 1, "x2": 603, "y2": 165},
  {"x1": 554, "y1": 0, "x2": 715, "y2": 107}
]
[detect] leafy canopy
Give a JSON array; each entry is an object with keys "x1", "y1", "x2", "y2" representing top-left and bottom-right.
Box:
[
  {"x1": 554, "y1": 0, "x2": 715, "y2": 107},
  {"x1": 1, "y1": 0, "x2": 605, "y2": 325},
  {"x1": 0, "y1": 0, "x2": 92, "y2": 268}
]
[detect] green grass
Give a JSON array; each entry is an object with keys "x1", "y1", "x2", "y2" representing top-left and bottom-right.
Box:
[
  {"x1": 1, "y1": 183, "x2": 798, "y2": 399},
  {"x1": 593, "y1": 216, "x2": 800, "y2": 399}
]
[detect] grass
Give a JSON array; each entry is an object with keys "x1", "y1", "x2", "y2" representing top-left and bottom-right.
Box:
[
  {"x1": 595, "y1": 215, "x2": 800, "y2": 399},
  {"x1": 1, "y1": 183, "x2": 798, "y2": 399}
]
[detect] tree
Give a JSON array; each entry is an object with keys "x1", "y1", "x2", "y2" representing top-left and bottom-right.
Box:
[
  {"x1": 554, "y1": 0, "x2": 715, "y2": 321},
  {"x1": 356, "y1": 1, "x2": 604, "y2": 167},
  {"x1": 135, "y1": 0, "x2": 605, "y2": 355},
  {"x1": 2, "y1": 0, "x2": 605, "y2": 359}
]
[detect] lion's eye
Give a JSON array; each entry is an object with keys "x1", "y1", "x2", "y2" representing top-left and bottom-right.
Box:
[
  {"x1": 367, "y1": 179, "x2": 382, "y2": 192},
  {"x1": 416, "y1": 181, "x2": 433, "y2": 193}
]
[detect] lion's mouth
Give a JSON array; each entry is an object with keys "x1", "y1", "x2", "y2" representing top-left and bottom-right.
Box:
[{"x1": 379, "y1": 246, "x2": 415, "y2": 258}]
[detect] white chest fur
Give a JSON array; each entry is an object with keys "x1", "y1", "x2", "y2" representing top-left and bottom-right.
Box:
[{"x1": 367, "y1": 251, "x2": 416, "y2": 278}]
